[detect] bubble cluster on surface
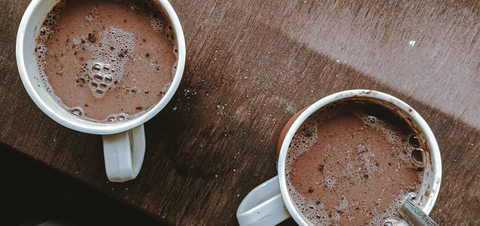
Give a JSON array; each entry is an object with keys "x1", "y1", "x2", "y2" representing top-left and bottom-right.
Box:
[
  {"x1": 35, "y1": 43, "x2": 60, "y2": 107},
  {"x1": 149, "y1": 10, "x2": 178, "y2": 80},
  {"x1": 87, "y1": 62, "x2": 115, "y2": 98},
  {"x1": 150, "y1": 17, "x2": 175, "y2": 43},
  {"x1": 150, "y1": 17, "x2": 165, "y2": 33},
  {"x1": 37, "y1": 1, "x2": 65, "y2": 42},
  {"x1": 287, "y1": 184, "x2": 360, "y2": 225},
  {"x1": 87, "y1": 26, "x2": 135, "y2": 89},
  {"x1": 64, "y1": 106, "x2": 134, "y2": 124},
  {"x1": 287, "y1": 185, "x2": 332, "y2": 225},
  {"x1": 285, "y1": 98, "x2": 425, "y2": 225},
  {"x1": 105, "y1": 113, "x2": 131, "y2": 123},
  {"x1": 369, "y1": 193, "x2": 416, "y2": 225},
  {"x1": 36, "y1": 25, "x2": 135, "y2": 112},
  {"x1": 324, "y1": 176, "x2": 336, "y2": 190}
]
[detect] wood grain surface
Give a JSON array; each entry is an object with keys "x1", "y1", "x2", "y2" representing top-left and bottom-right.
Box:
[{"x1": 1, "y1": 0, "x2": 480, "y2": 225}]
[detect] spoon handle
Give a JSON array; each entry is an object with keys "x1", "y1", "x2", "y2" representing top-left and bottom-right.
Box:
[{"x1": 399, "y1": 198, "x2": 439, "y2": 226}]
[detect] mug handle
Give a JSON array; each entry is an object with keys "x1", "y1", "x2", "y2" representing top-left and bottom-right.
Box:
[
  {"x1": 102, "y1": 124, "x2": 145, "y2": 182},
  {"x1": 237, "y1": 176, "x2": 291, "y2": 226}
]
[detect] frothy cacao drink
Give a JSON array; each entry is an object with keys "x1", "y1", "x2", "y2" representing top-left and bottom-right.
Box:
[
  {"x1": 286, "y1": 98, "x2": 425, "y2": 225},
  {"x1": 35, "y1": 0, "x2": 177, "y2": 122}
]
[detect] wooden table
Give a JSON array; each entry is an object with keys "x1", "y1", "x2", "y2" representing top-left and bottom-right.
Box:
[{"x1": 2, "y1": 0, "x2": 479, "y2": 225}]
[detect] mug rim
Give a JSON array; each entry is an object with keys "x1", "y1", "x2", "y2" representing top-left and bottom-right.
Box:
[
  {"x1": 16, "y1": 0, "x2": 186, "y2": 135},
  {"x1": 277, "y1": 89, "x2": 442, "y2": 225}
]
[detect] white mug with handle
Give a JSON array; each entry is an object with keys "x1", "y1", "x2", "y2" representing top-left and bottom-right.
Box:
[
  {"x1": 237, "y1": 90, "x2": 442, "y2": 225},
  {"x1": 16, "y1": 0, "x2": 185, "y2": 182}
]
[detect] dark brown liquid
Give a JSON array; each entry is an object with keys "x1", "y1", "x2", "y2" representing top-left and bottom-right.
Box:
[
  {"x1": 35, "y1": 0, "x2": 177, "y2": 122},
  {"x1": 285, "y1": 99, "x2": 424, "y2": 225}
]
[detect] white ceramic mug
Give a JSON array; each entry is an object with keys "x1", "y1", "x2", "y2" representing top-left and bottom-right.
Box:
[
  {"x1": 16, "y1": 0, "x2": 185, "y2": 182},
  {"x1": 237, "y1": 90, "x2": 442, "y2": 226}
]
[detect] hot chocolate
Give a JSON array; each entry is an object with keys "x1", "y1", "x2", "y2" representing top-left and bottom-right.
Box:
[
  {"x1": 285, "y1": 98, "x2": 424, "y2": 225},
  {"x1": 35, "y1": 0, "x2": 177, "y2": 122}
]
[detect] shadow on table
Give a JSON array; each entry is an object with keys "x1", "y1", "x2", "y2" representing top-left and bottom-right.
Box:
[{"x1": 0, "y1": 143, "x2": 168, "y2": 226}]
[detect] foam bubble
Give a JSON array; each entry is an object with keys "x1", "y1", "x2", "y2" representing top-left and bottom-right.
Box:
[
  {"x1": 94, "y1": 73, "x2": 103, "y2": 82},
  {"x1": 409, "y1": 135, "x2": 420, "y2": 147},
  {"x1": 105, "y1": 75, "x2": 113, "y2": 83},
  {"x1": 40, "y1": 27, "x2": 47, "y2": 36},
  {"x1": 70, "y1": 108, "x2": 83, "y2": 117},
  {"x1": 95, "y1": 89, "x2": 104, "y2": 97},
  {"x1": 92, "y1": 64, "x2": 101, "y2": 72}
]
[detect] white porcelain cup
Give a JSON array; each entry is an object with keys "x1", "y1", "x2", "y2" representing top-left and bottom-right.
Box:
[
  {"x1": 16, "y1": 0, "x2": 185, "y2": 182},
  {"x1": 237, "y1": 90, "x2": 442, "y2": 226}
]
